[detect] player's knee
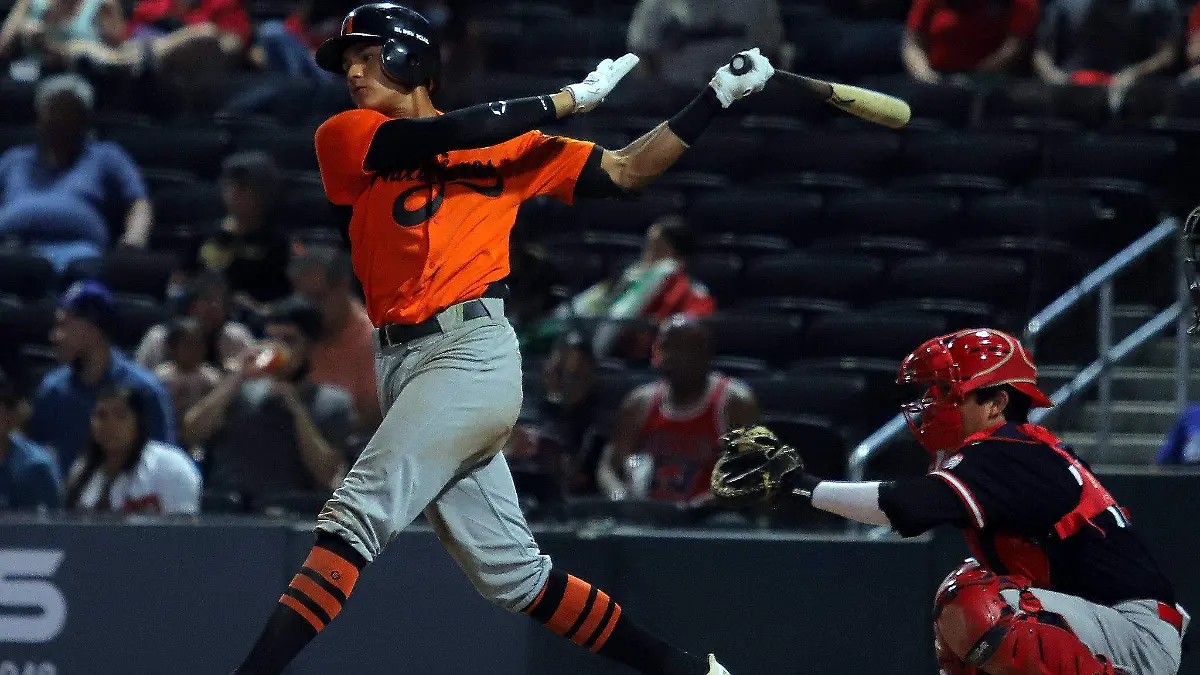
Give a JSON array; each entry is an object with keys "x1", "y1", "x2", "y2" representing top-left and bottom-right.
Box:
[{"x1": 469, "y1": 555, "x2": 551, "y2": 612}]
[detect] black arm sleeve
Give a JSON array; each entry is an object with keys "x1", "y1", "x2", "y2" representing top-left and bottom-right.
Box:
[
  {"x1": 364, "y1": 95, "x2": 559, "y2": 173},
  {"x1": 878, "y1": 476, "x2": 973, "y2": 537},
  {"x1": 573, "y1": 145, "x2": 634, "y2": 200}
]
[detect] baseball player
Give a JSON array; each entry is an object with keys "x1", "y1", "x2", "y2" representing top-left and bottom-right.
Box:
[
  {"x1": 230, "y1": 3, "x2": 776, "y2": 675},
  {"x1": 711, "y1": 329, "x2": 1188, "y2": 675}
]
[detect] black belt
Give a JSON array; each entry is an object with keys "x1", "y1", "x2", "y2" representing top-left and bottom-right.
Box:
[{"x1": 377, "y1": 282, "x2": 507, "y2": 349}]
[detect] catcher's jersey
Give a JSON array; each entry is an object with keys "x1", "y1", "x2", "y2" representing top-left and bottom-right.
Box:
[{"x1": 880, "y1": 423, "x2": 1175, "y2": 607}]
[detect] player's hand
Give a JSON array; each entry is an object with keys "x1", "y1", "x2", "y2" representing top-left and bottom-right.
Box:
[
  {"x1": 563, "y1": 53, "x2": 640, "y2": 114},
  {"x1": 710, "y1": 425, "x2": 803, "y2": 507},
  {"x1": 710, "y1": 47, "x2": 775, "y2": 108}
]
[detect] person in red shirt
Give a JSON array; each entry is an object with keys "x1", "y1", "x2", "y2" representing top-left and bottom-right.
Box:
[
  {"x1": 1182, "y1": 2, "x2": 1200, "y2": 83},
  {"x1": 229, "y1": 3, "x2": 778, "y2": 675},
  {"x1": 126, "y1": 0, "x2": 250, "y2": 75},
  {"x1": 903, "y1": 0, "x2": 1039, "y2": 83}
]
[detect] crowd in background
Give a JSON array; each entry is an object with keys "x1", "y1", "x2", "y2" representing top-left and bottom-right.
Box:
[{"x1": 2, "y1": 0, "x2": 1200, "y2": 522}]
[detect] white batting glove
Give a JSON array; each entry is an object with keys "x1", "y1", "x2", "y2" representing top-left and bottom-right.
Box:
[
  {"x1": 709, "y1": 47, "x2": 775, "y2": 108},
  {"x1": 563, "y1": 53, "x2": 640, "y2": 114}
]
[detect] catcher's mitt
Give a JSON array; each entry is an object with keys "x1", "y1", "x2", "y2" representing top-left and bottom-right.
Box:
[{"x1": 710, "y1": 425, "x2": 803, "y2": 506}]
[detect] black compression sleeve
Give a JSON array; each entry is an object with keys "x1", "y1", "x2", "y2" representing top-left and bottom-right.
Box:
[
  {"x1": 365, "y1": 95, "x2": 559, "y2": 173},
  {"x1": 878, "y1": 476, "x2": 973, "y2": 537},
  {"x1": 574, "y1": 145, "x2": 633, "y2": 200},
  {"x1": 667, "y1": 87, "x2": 722, "y2": 146}
]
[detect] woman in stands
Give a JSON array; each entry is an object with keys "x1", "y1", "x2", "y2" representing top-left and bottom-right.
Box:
[{"x1": 65, "y1": 386, "x2": 201, "y2": 515}]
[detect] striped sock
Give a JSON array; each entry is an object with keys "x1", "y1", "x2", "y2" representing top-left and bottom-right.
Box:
[
  {"x1": 234, "y1": 535, "x2": 366, "y2": 675},
  {"x1": 524, "y1": 570, "x2": 708, "y2": 675}
]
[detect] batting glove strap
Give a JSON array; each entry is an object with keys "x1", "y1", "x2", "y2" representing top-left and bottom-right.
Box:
[
  {"x1": 563, "y1": 53, "x2": 640, "y2": 114},
  {"x1": 709, "y1": 47, "x2": 776, "y2": 108},
  {"x1": 783, "y1": 471, "x2": 821, "y2": 503}
]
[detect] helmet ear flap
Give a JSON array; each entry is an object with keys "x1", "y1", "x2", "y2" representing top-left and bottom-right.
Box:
[{"x1": 380, "y1": 39, "x2": 438, "y2": 92}]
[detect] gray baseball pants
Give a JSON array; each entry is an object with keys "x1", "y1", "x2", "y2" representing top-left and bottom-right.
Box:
[
  {"x1": 1000, "y1": 588, "x2": 1189, "y2": 675},
  {"x1": 315, "y1": 298, "x2": 550, "y2": 611}
]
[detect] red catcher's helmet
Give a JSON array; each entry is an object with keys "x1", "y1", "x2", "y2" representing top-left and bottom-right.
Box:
[{"x1": 898, "y1": 328, "x2": 1052, "y2": 453}]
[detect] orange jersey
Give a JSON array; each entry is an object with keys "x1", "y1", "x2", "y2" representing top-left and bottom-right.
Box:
[{"x1": 314, "y1": 108, "x2": 595, "y2": 326}]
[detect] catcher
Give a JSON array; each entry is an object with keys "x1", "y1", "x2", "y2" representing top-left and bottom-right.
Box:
[{"x1": 712, "y1": 328, "x2": 1188, "y2": 675}]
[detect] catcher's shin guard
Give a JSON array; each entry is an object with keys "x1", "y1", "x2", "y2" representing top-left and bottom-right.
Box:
[{"x1": 933, "y1": 560, "x2": 1127, "y2": 675}]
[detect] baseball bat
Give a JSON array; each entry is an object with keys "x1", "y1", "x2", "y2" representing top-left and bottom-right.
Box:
[{"x1": 730, "y1": 54, "x2": 911, "y2": 129}]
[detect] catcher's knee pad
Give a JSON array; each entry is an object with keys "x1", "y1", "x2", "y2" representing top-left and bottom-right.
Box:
[{"x1": 932, "y1": 560, "x2": 1125, "y2": 675}]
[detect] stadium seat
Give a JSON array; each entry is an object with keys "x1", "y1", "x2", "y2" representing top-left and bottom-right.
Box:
[
  {"x1": 888, "y1": 255, "x2": 1029, "y2": 310},
  {"x1": 757, "y1": 130, "x2": 900, "y2": 183},
  {"x1": 705, "y1": 312, "x2": 805, "y2": 366},
  {"x1": 788, "y1": 355, "x2": 901, "y2": 400},
  {"x1": 1043, "y1": 135, "x2": 1176, "y2": 185},
  {"x1": 1024, "y1": 178, "x2": 1158, "y2": 250},
  {"x1": 889, "y1": 174, "x2": 1007, "y2": 197},
  {"x1": 0, "y1": 298, "x2": 55, "y2": 348},
  {"x1": 808, "y1": 235, "x2": 932, "y2": 260},
  {"x1": 697, "y1": 233, "x2": 791, "y2": 257},
  {"x1": 572, "y1": 190, "x2": 684, "y2": 233},
  {"x1": 235, "y1": 127, "x2": 320, "y2": 172},
  {"x1": 1170, "y1": 79, "x2": 1200, "y2": 118},
  {"x1": 671, "y1": 132, "x2": 764, "y2": 177},
  {"x1": 61, "y1": 256, "x2": 103, "y2": 288},
  {"x1": 742, "y1": 251, "x2": 886, "y2": 305},
  {"x1": 856, "y1": 77, "x2": 976, "y2": 128},
  {"x1": 0, "y1": 80, "x2": 35, "y2": 125},
  {"x1": 825, "y1": 191, "x2": 961, "y2": 239},
  {"x1": 0, "y1": 125, "x2": 35, "y2": 153},
  {"x1": 592, "y1": 368, "x2": 656, "y2": 411},
  {"x1": 869, "y1": 297, "x2": 999, "y2": 332},
  {"x1": 979, "y1": 82, "x2": 1101, "y2": 130},
  {"x1": 898, "y1": 132, "x2": 1040, "y2": 183},
  {"x1": 744, "y1": 371, "x2": 868, "y2": 421},
  {"x1": 152, "y1": 183, "x2": 226, "y2": 227},
  {"x1": 0, "y1": 251, "x2": 55, "y2": 300},
  {"x1": 278, "y1": 187, "x2": 339, "y2": 232},
  {"x1": 546, "y1": 247, "x2": 606, "y2": 291},
  {"x1": 687, "y1": 253, "x2": 743, "y2": 304},
  {"x1": 651, "y1": 171, "x2": 732, "y2": 194},
  {"x1": 104, "y1": 126, "x2": 230, "y2": 180},
  {"x1": 711, "y1": 356, "x2": 770, "y2": 377},
  {"x1": 99, "y1": 250, "x2": 180, "y2": 300},
  {"x1": 803, "y1": 310, "x2": 949, "y2": 360},
  {"x1": 955, "y1": 237, "x2": 1087, "y2": 306},
  {"x1": 142, "y1": 168, "x2": 200, "y2": 193},
  {"x1": 519, "y1": 17, "x2": 627, "y2": 62},
  {"x1": 963, "y1": 193, "x2": 1104, "y2": 240},
  {"x1": 686, "y1": 189, "x2": 823, "y2": 240},
  {"x1": 109, "y1": 294, "x2": 166, "y2": 351},
  {"x1": 544, "y1": 230, "x2": 643, "y2": 257},
  {"x1": 201, "y1": 490, "x2": 246, "y2": 514},
  {"x1": 735, "y1": 296, "x2": 851, "y2": 319},
  {"x1": 760, "y1": 413, "x2": 849, "y2": 480}
]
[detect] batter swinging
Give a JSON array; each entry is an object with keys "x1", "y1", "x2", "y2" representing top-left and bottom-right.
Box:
[{"x1": 229, "y1": 3, "x2": 776, "y2": 674}]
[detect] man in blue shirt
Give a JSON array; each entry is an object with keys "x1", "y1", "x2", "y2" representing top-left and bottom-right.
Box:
[
  {"x1": 29, "y1": 281, "x2": 176, "y2": 471},
  {"x1": 0, "y1": 370, "x2": 61, "y2": 511},
  {"x1": 1157, "y1": 404, "x2": 1200, "y2": 464},
  {"x1": 0, "y1": 74, "x2": 153, "y2": 269}
]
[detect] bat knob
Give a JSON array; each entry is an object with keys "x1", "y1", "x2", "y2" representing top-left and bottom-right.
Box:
[{"x1": 729, "y1": 54, "x2": 750, "y2": 76}]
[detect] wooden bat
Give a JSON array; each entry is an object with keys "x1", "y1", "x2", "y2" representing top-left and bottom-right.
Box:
[{"x1": 730, "y1": 54, "x2": 911, "y2": 129}]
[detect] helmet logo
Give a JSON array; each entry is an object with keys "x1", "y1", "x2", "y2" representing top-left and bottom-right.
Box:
[
  {"x1": 398, "y1": 28, "x2": 430, "y2": 45},
  {"x1": 344, "y1": 16, "x2": 354, "y2": 34}
]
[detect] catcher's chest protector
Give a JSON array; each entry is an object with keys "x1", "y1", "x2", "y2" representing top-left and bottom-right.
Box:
[{"x1": 933, "y1": 561, "x2": 1126, "y2": 675}]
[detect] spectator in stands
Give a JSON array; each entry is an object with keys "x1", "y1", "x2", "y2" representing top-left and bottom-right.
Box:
[
  {"x1": 126, "y1": 0, "x2": 250, "y2": 77},
  {"x1": 183, "y1": 298, "x2": 353, "y2": 502},
  {"x1": 29, "y1": 281, "x2": 176, "y2": 471},
  {"x1": 599, "y1": 315, "x2": 758, "y2": 503},
  {"x1": 136, "y1": 271, "x2": 255, "y2": 373},
  {"x1": 627, "y1": 0, "x2": 784, "y2": 87},
  {"x1": 505, "y1": 332, "x2": 606, "y2": 502},
  {"x1": 1032, "y1": 0, "x2": 1178, "y2": 92},
  {"x1": 903, "y1": 0, "x2": 1039, "y2": 84},
  {"x1": 189, "y1": 151, "x2": 291, "y2": 307},
  {"x1": 64, "y1": 385, "x2": 200, "y2": 514},
  {"x1": 249, "y1": 0, "x2": 356, "y2": 80},
  {"x1": 0, "y1": 369, "x2": 61, "y2": 511},
  {"x1": 288, "y1": 245, "x2": 381, "y2": 432},
  {"x1": 0, "y1": 74, "x2": 152, "y2": 269},
  {"x1": 541, "y1": 215, "x2": 715, "y2": 360},
  {"x1": 153, "y1": 317, "x2": 220, "y2": 439},
  {"x1": 1181, "y1": 3, "x2": 1200, "y2": 83},
  {"x1": 1156, "y1": 404, "x2": 1200, "y2": 465},
  {"x1": 0, "y1": 0, "x2": 137, "y2": 80}
]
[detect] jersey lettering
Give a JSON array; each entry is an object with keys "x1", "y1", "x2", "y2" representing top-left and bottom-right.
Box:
[{"x1": 390, "y1": 161, "x2": 506, "y2": 227}]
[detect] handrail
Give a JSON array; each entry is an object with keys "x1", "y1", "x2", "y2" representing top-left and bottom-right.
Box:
[{"x1": 846, "y1": 217, "x2": 1182, "y2": 484}]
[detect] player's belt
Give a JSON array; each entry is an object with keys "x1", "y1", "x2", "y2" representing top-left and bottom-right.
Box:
[
  {"x1": 378, "y1": 299, "x2": 492, "y2": 348},
  {"x1": 1157, "y1": 602, "x2": 1186, "y2": 635}
]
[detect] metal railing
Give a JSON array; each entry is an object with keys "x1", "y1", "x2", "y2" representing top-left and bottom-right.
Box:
[{"x1": 846, "y1": 217, "x2": 1184, "y2": 483}]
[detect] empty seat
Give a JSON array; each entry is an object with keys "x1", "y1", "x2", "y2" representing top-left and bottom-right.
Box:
[
  {"x1": 278, "y1": 187, "x2": 338, "y2": 231},
  {"x1": 955, "y1": 238, "x2": 1086, "y2": 306},
  {"x1": 825, "y1": 191, "x2": 961, "y2": 238},
  {"x1": 105, "y1": 126, "x2": 230, "y2": 179},
  {"x1": 546, "y1": 248, "x2": 606, "y2": 291},
  {"x1": 544, "y1": 230, "x2": 643, "y2": 257},
  {"x1": 1043, "y1": 135, "x2": 1176, "y2": 185},
  {"x1": 803, "y1": 310, "x2": 949, "y2": 360},
  {"x1": 964, "y1": 193, "x2": 1104, "y2": 240},
  {"x1": 100, "y1": 250, "x2": 180, "y2": 300},
  {"x1": 758, "y1": 130, "x2": 901, "y2": 183},
  {"x1": 856, "y1": 77, "x2": 976, "y2": 128},
  {"x1": 888, "y1": 255, "x2": 1028, "y2": 309},
  {"x1": 736, "y1": 296, "x2": 851, "y2": 318},
  {"x1": 110, "y1": 294, "x2": 166, "y2": 351},
  {"x1": 668, "y1": 132, "x2": 764, "y2": 177},
  {"x1": 0, "y1": 298, "x2": 55, "y2": 348},
  {"x1": 809, "y1": 235, "x2": 932, "y2": 259},
  {"x1": 592, "y1": 369, "x2": 657, "y2": 411},
  {"x1": 743, "y1": 251, "x2": 885, "y2": 304},
  {"x1": 1024, "y1": 178, "x2": 1159, "y2": 249},
  {"x1": 745, "y1": 372, "x2": 868, "y2": 421},
  {"x1": 235, "y1": 128, "x2": 319, "y2": 172},
  {"x1": 573, "y1": 190, "x2": 684, "y2": 233},
  {"x1": 519, "y1": 17, "x2": 627, "y2": 61},
  {"x1": 870, "y1": 298, "x2": 998, "y2": 331},
  {"x1": 704, "y1": 313, "x2": 804, "y2": 366},
  {"x1": 687, "y1": 253, "x2": 743, "y2": 304},
  {"x1": 0, "y1": 251, "x2": 55, "y2": 300},
  {"x1": 697, "y1": 233, "x2": 791, "y2": 256},
  {"x1": 899, "y1": 132, "x2": 1040, "y2": 183},
  {"x1": 686, "y1": 189, "x2": 823, "y2": 240},
  {"x1": 980, "y1": 82, "x2": 1104, "y2": 130},
  {"x1": 152, "y1": 183, "x2": 225, "y2": 227},
  {"x1": 889, "y1": 174, "x2": 1008, "y2": 197},
  {"x1": 760, "y1": 413, "x2": 849, "y2": 479}
]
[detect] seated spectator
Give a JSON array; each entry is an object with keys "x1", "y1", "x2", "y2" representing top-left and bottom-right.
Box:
[
  {"x1": 186, "y1": 151, "x2": 291, "y2": 308},
  {"x1": 64, "y1": 385, "x2": 200, "y2": 514},
  {"x1": 1032, "y1": 0, "x2": 1178, "y2": 92},
  {"x1": 137, "y1": 271, "x2": 254, "y2": 372},
  {"x1": 126, "y1": 0, "x2": 250, "y2": 77},
  {"x1": 0, "y1": 0, "x2": 137, "y2": 80},
  {"x1": 249, "y1": 0, "x2": 356, "y2": 80},
  {"x1": 154, "y1": 317, "x2": 221, "y2": 436},
  {"x1": 289, "y1": 245, "x2": 381, "y2": 432},
  {"x1": 599, "y1": 315, "x2": 758, "y2": 503},
  {"x1": 903, "y1": 0, "x2": 1039, "y2": 84},
  {"x1": 0, "y1": 74, "x2": 152, "y2": 269},
  {"x1": 0, "y1": 369, "x2": 61, "y2": 511},
  {"x1": 505, "y1": 332, "x2": 606, "y2": 504},
  {"x1": 29, "y1": 281, "x2": 176, "y2": 471},
  {"x1": 627, "y1": 0, "x2": 783, "y2": 87},
  {"x1": 1156, "y1": 404, "x2": 1200, "y2": 465},
  {"x1": 183, "y1": 298, "x2": 353, "y2": 502},
  {"x1": 538, "y1": 215, "x2": 715, "y2": 360},
  {"x1": 1182, "y1": 3, "x2": 1200, "y2": 83}
]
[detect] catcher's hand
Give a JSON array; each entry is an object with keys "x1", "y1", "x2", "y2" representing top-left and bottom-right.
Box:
[{"x1": 710, "y1": 425, "x2": 803, "y2": 506}]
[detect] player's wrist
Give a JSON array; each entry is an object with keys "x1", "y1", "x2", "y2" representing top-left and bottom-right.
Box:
[
  {"x1": 782, "y1": 470, "x2": 821, "y2": 502},
  {"x1": 667, "y1": 87, "x2": 722, "y2": 147}
]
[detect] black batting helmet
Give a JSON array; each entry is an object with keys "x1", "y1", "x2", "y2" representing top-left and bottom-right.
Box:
[{"x1": 314, "y1": 3, "x2": 441, "y2": 92}]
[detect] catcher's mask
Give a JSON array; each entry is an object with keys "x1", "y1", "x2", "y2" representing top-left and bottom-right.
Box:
[
  {"x1": 315, "y1": 3, "x2": 442, "y2": 92},
  {"x1": 898, "y1": 329, "x2": 1052, "y2": 454}
]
